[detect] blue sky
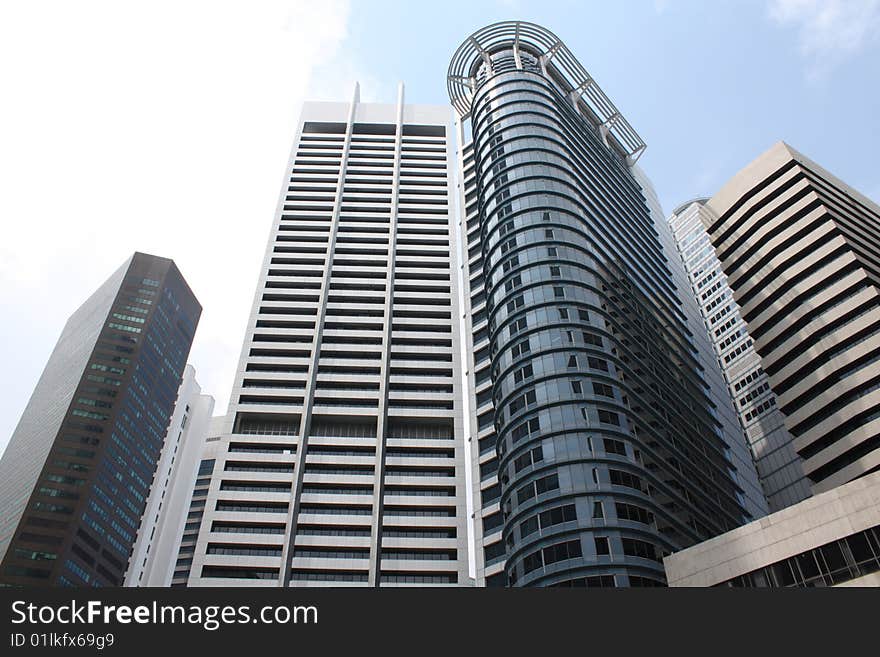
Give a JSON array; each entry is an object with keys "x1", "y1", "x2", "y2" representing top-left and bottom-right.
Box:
[
  {"x1": 319, "y1": 0, "x2": 880, "y2": 213},
  {"x1": 0, "y1": 0, "x2": 878, "y2": 454}
]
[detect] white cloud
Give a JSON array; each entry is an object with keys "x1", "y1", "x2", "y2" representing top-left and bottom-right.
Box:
[
  {"x1": 0, "y1": 1, "x2": 355, "y2": 454},
  {"x1": 307, "y1": 54, "x2": 396, "y2": 104},
  {"x1": 768, "y1": 0, "x2": 880, "y2": 77}
]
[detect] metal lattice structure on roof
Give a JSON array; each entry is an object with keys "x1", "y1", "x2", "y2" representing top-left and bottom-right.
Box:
[{"x1": 447, "y1": 21, "x2": 646, "y2": 165}]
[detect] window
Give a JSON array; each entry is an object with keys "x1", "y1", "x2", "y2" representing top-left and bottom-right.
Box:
[
  {"x1": 595, "y1": 537, "x2": 610, "y2": 555},
  {"x1": 507, "y1": 295, "x2": 524, "y2": 312},
  {"x1": 539, "y1": 504, "x2": 576, "y2": 529},
  {"x1": 514, "y1": 363, "x2": 534, "y2": 383},
  {"x1": 609, "y1": 469, "x2": 642, "y2": 491},
  {"x1": 535, "y1": 473, "x2": 559, "y2": 495},
  {"x1": 604, "y1": 438, "x2": 626, "y2": 455},
  {"x1": 201, "y1": 566, "x2": 279, "y2": 580},
  {"x1": 571, "y1": 380, "x2": 583, "y2": 395},
  {"x1": 483, "y1": 512, "x2": 503, "y2": 533},
  {"x1": 598, "y1": 410, "x2": 620, "y2": 426},
  {"x1": 513, "y1": 446, "x2": 544, "y2": 473},
  {"x1": 593, "y1": 382, "x2": 614, "y2": 397},
  {"x1": 509, "y1": 317, "x2": 528, "y2": 338},
  {"x1": 543, "y1": 540, "x2": 582, "y2": 565},
  {"x1": 523, "y1": 550, "x2": 543, "y2": 574},
  {"x1": 616, "y1": 502, "x2": 654, "y2": 525},
  {"x1": 583, "y1": 332, "x2": 603, "y2": 347},
  {"x1": 520, "y1": 516, "x2": 539, "y2": 537},
  {"x1": 588, "y1": 357, "x2": 609, "y2": 371},
  {"x1": 511, "y1": 339, "x2": 531, "y2": 358},
  {"x1": 511, "y1": 417, "x2": 540, "y2": 443},
  {"x1": 508, "y1": 390, "x2": 536, "y2": 415},
  {"x1": 517, "y1": 483, "x2": 535, "y2": 505},
  {"x1": 622, "y1": 538, "x2": 660, "y2": 562},
  {"x1": 518, "y1": 471, "x2": 558, "y2": 502},
  {"x1": 207, "y1": 544, "x2": 283, "y2": 557}
]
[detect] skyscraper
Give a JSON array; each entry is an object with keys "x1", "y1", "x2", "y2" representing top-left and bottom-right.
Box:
[
  {"x1": 668, "y1": 199, "x2": 811, "y2": 512},
  {"x1": 448, "y1": 21, "x2": 762, "y2": 587},
  {"x1": 702, "y1": 141, "x2": 880, "y2": 495},
  {"x1": 186, "y1": 85, "x2": 472, "y2": 587},
  {"x1": 0, "y1": 252, "x2": 201, "y2": 586},
  {"x1": 124, "y1": 365, "x2": 215, "y2": 586},
  {"x1": 645, "y1": 182, "x2": 767, "y2": 523},
  {"x1": 169, "y1": 418, "x2": 225, "y2": 587}
]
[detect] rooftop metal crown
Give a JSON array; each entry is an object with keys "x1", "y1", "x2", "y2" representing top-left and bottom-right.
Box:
[{"x1": 447, "y1": 21, "x2": 646, "y2": 164}]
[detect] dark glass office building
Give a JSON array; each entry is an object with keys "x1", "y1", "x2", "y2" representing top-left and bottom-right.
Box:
[
  {"x1": 449, "y1": 22, "x2": 757, "y2": 586},
  {"x1": 0, "y1": 252, "x2": 201, "y2": 586}
]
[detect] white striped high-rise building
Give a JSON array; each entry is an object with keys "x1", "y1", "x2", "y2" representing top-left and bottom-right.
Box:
[
  {"x1": 668, "y1": 199, "x2": 811, "y2": 512},
  {"x1": 186, "y1": 85, "x2": 472, "y2": 587},
  {"x1": 124, "y1": 365, "x2": 215, "y2": 586}
]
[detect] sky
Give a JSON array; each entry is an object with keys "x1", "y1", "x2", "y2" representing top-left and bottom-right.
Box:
[{"x1": 1, "y1": 0, "x2": 879, "y2": 456}]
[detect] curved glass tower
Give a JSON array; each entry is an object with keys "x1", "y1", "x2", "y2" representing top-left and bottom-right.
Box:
[{"x1": 449, "y1": 22, "x2": 756, "y2": 587}]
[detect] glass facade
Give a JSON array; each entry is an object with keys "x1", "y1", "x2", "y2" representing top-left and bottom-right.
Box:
[
  {"x1": 450, "y1": 22, "x2": 755, "y2": 587},
  {"x1": 0, "y1": 253, "x2": 200, "y2": 586},
  {"x1": 668, "y1": 199, "x2": 810, "y2": 512}
]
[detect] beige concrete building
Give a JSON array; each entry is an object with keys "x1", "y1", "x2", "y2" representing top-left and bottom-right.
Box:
[
  {"x1": 702, "y1": 142, "x2": 880, "y2": 496},
  {"x1": 664, "y1": 469, "x2": 880, "y2": 587}
]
